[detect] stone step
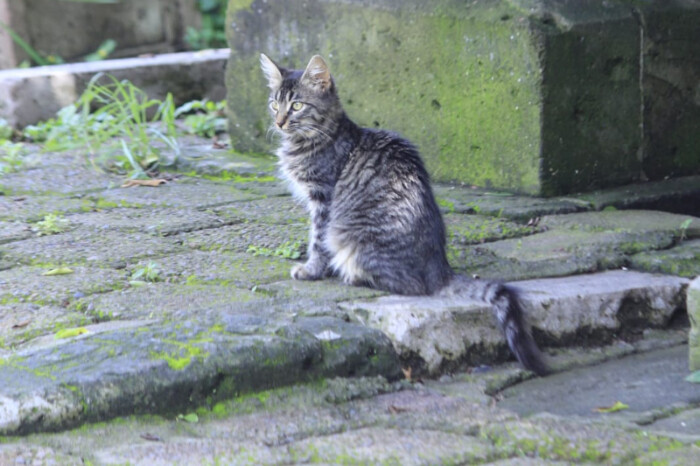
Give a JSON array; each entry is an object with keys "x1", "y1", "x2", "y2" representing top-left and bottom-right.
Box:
[
  {"x1": 341, "y1": 271, "x2": 689, "y2": 374},
  {"x1": 0, "y1": 315, "x2": 400, "y2": 436}
]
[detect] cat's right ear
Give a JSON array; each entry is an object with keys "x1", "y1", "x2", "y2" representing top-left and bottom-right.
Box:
[{"x1": 260, "y1": 53, "x2": 283, "y2": 90}]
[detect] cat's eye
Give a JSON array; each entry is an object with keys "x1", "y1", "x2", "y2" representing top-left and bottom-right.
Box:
[
  {"x1": 291, "y1": 102, "x2": 304, "y2": 111},
  {"x1": 269, "y1": 101, "x2": 279, "y2": 112}
]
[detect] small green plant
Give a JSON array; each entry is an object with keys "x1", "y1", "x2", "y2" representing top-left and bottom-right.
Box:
[
  {"x1": 0, "y1": 118, "x2": 13, "y2": 140},
  {"x1": 34, "y1": 213, "x2": 70, "y2": 236},
  {"x1": 679, "y1": 218, "x2": 693, "y2": 241},
  {"x1": 185, "y1": 0, "x2": 227, "y2": 50},
  {"x1": 174, "y1": 99, "x2": 227, "y2": 138},
  {"x1": 247, "y1": 241, "x2": 303, "y2": 260},
  {"x1": 130, "y1": 261, "x2": 162, "y2": 283},
  {"x1": 0, "y1": 141, "x2": 26, "y2": 174},
  {"x1": 84, "y1": 39, "x2": 117, "y2": 62}
]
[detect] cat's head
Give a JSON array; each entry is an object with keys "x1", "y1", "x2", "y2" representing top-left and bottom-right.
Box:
[{"x1": 260, "y1": 54, "x2": 341, "y2": 138}]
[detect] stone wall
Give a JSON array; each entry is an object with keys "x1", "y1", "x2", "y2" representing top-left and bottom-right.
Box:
[
  {"x1": 0, "y1": 0, "x2": 199, "y2": 69},
  {"x1": 225, "y1": 0, "x2": 700, "y2": 195}
]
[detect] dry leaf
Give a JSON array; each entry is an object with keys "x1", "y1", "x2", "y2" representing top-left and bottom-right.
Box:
[
  {"x1": 12, "y1": 320, "x2": 31, "y2": 329},
  {"x1": 401, "y1": 366, "x2": 412, "y2": 381},
  {"x1": 42, "y1": 267, "x2": 74, "y2": 276},
  {"x1": 54, "y1": 327, "x2": 89, "y2": 339},
  {"x1": 140, "y1": 433, "x2": 162, "y2": 442},
  {"x1": 121, "y1": 179, "x2": 167, "y2": 188},
  {"x1": 594, "y1": 401, "x2": 629, "y2": 413},
  {"x1": 388, "y1": 405, "x2": 409, "y2": 414}
]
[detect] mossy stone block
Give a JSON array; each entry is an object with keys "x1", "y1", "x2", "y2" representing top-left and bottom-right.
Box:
[
  {"x1": 225, "y1": 0, "x2": 699, "y2": 195},
  {"x1": 688, "y1": 277, "x2": 700, "y2": 371}
]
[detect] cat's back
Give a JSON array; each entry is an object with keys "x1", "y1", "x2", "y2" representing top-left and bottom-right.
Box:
[
  {"x1": 339, "y1": 127, "x2": 431, "y2": 189},
  {"x1": 334, "y1": 125, "x2": 442, "y2": 230}
]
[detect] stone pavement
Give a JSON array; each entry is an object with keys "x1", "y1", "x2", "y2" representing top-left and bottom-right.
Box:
[{"x1": 1, "y1": 138, "x2": 699, "y2": 463}]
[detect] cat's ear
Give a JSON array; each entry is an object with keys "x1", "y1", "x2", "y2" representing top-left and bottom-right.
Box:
[
  {"x1": 300, "y1": 55, "x2": 332, "y2": 92},
  {"x1": 260, "y1": 53, "x2": 283, "y2": 90}
]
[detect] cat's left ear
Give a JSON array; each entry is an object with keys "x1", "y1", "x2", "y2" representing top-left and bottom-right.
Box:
[{"x1": 300, "y1": 55, "x2": 332, "y2": 92}]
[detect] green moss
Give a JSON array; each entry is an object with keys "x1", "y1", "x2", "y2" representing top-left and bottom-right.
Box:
[
  {"x1": 436, "y1": 198, "x2": 455, "y2": 213},
  {"x1": 150, "y1": 339, "x2": 209, "y2": 371},
  {"x1": 200, "y1": 170, "x2": 276, "y2": 184}
]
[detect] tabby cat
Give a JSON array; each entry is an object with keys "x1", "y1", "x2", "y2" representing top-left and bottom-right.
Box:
[{"x1": 260, "y1": 54, "x2": 547, "y2": 375}]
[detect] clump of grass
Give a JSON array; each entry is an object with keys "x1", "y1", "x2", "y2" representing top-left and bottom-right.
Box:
[
  {"x1": 174, "y1": 99, "x2": 227, "y2": 138},
  {"x1": 24, "y1": 73, "x2": 179, "y2": 179},
  {"x1": 34, "y1": 213, "x2": 70, "y2": 236},
  {"x1": 0, "y1": 118, "x2": 13, "y2": 140},
  {"x1": 0, "y1": 140, "x2": 26, "y2": 174},
  {"x1": 247, "y1": 241, "x2": 303, "y2": 260}
]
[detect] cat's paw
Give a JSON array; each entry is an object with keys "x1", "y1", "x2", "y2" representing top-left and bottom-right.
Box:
[{"x1": 291, "y1": 263, "x2": 323, "y2": 281}]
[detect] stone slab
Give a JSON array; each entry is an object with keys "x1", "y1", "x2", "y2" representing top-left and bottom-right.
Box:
[
  {"x1": 96, "y1": 177, "x2": 260, "y2": 209},
  {"x1": 2, "y1": 360, "x2": 695, "y2": 464},
  {"x1": 2, "y1": 228, "x2": 185, "y2": 267},
  {"x1": 498, "y1": 345, "x2": 698, "y2": 419},
  {"x1": 0, "y1": 49, "x2": 229, "y2": 128},
  {"x1": 69, "y1": 282, "x2": 262, "y2": 322},
  {"x1": 516, "y1": 271, "x2": 689, "y2": 343},
  {"x1": 180, "y1": 220, "x2": 309, "y2": 254},
  {"x1": 688, "y1": 277, "x2": 700, "y2": 371},
  {"x1": 0, "y1": 316, "x2": 400, "y2": 436},
  {"x1": 539, "y1": 210, "x2": 700, "y2": 239},
  {"x1": 579, "y1": 175, "x2": 700, "y2": 217},
  {"x1": 0, "y1": 194, "x2": 93, "y2": 222},
  {"x1": 342, "y1": 271, "x2": 688, "y2": 375},
  {"x1": 445, "y1": 213, "x2": 538, "y2": 246},
  {"x1": 451, "y1": 228, "x2": 676, "y2": 281},
  {"x1": 0, "y1": 303, "x2": 88, "y2": 356},
  {"x1": 434, "y1": 185, "x2": 589, "y2": 220},
  {"x1": 0, "y1": 265, "x2": 125, "y2": 306},
  {"x1": 629, "y1": 239, "x2": 700, "y2": 279},
  {"x1": 65, "y1": 206, "x2": 241, "y2": 237}
]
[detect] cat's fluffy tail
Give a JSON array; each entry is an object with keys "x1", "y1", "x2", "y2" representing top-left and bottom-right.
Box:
[{"x1": 443, "y1": 275, "x2": 548, "y2": 376}]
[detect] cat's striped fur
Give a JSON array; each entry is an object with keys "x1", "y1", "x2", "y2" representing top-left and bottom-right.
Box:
[{"x1": 261, "y1": 54, "x2": 547, "y2": 375}]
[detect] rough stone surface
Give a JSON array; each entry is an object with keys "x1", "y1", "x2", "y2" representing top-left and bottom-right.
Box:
[
  {"x1": 1, "y1": 133, "x2": 697, "y2": 462},
  {"x1": 517, "y1": 271, "x2": 689, "y2": 344},
  {"x1": 688, "y1": 277, "x2": 700, "y2": 371},
  {"x1": 630, "y1": 239, "x2": 700, "y2": 278},
  {"x1": 578, "y1": 175, "x2": 700, "y2": 216},
  {"x1": 226, "y1": 0, "x2": 700, "y2": 194},
  {"x1": 498, "y1": 345, "x2": 698, "y2": 419}
]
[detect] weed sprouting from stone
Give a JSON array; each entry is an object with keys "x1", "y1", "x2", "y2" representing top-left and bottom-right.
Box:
[
  {"x1": 130, "y1": 261, "x2": 163, "y2": 283},
  {"x1": 247, "y1": 241, "x2": 303, "y2": 260},
  {"x1": 33, "y1": 213, "x2": 70, "y2": 236}
]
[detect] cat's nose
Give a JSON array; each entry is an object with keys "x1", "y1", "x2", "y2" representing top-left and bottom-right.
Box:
[{"x1": 276, "y1": 115, "x2": 288, "y2": 129}]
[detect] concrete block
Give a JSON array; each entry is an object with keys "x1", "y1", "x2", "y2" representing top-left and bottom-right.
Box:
[
  {"x1": 641, "y1": 3, "x2": 700, "y2": 181},
  {"x1": 225, "y1": 0, "x2": 700, "y2": 195},
  {"x1": 689, "y1": 276, "x2": 700, "y2": 371},
  {"x1": 0, "y1": 49, "x2": 229, "y2": 128},
  {"x1": 0, "y1": 0, "x2": 199, "y2": 69}
]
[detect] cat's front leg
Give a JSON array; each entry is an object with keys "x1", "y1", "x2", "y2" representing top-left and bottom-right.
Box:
[{"x1": 292, "y1": 200, "x2": 332, "y2": 280}]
